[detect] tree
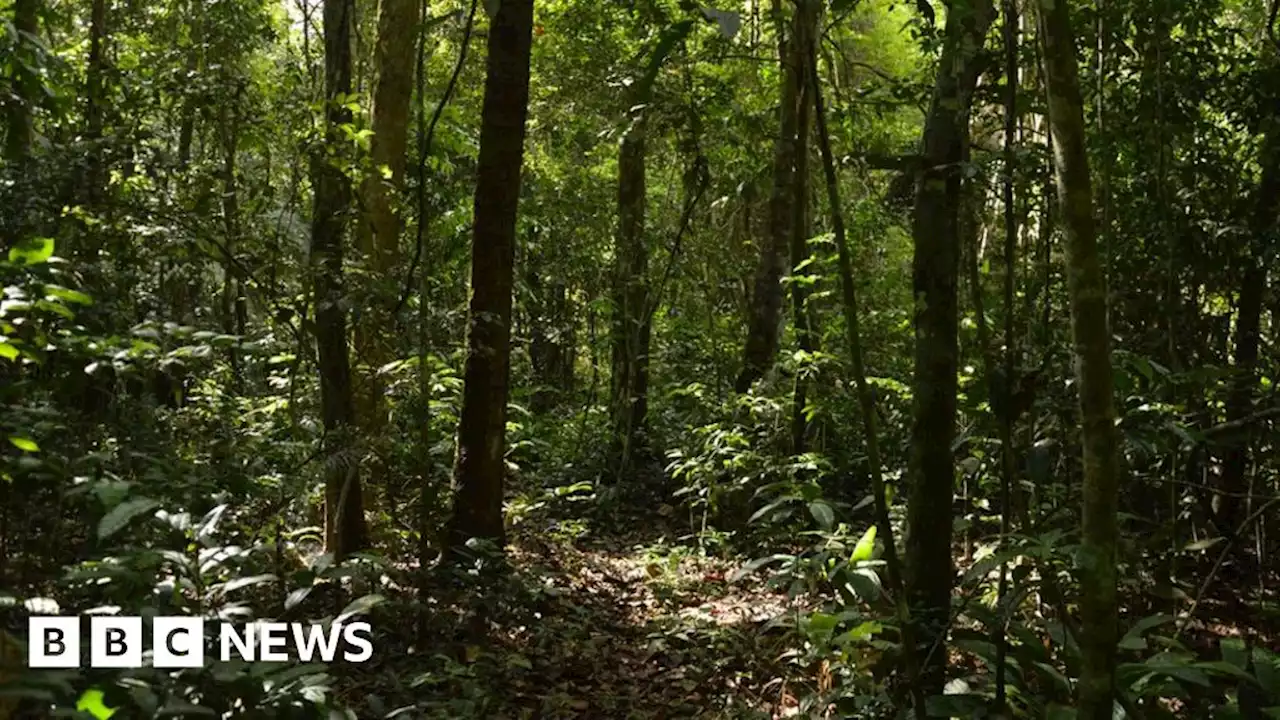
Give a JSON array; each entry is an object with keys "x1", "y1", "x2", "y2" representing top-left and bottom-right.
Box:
[
  {"x1": 736, "y1": 0, "x2": 813, "y2": 393},
  {"x1": 1035, "y1": 0, "x2": 1123, "y2": 716},
  {"x1": 609, "y1": 108, "x2": 650, "y2": 480},
  {"x1": 5, "y1": 0, "x2": 39, "y2": 165},
  {"x1": 902, "y1": 0, "x2": 995, "y2": 697},
  {"x1": 446, "y1": 0, "x2": 536, "y2": 555},
  {"x1": 1215, "y1": 47, "x2": 1280, "y2": 531},
  {"x1": 786, "y1": 0, "x2": 817, "y2": 453},
  {"x1": 312, "y1": 0, "x2": 367, "y2": 559},
  {"x1": 355, "y1": 0, "x2": 422, "y2": 452},
  {"x1": 809, "y1": 38, "x2": 924, "y2": 714}
]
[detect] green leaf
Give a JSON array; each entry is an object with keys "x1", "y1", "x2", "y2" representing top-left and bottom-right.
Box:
[
  {"x1": 8, "y1": 436, "x2": 38, "y2": 452},
  {"x1": 1119, "y1": 613, "x2": 1174, "y2": 650},
  {"x1": 1194, "y1": 660, "x2": 1256, "y2": 683},
  {"x1": 9, "y1": 237, "x2": 54, "y2": 265},
  {"x1": 337, "y1": 593, "x2": 386, "y2": 623},
  {"x1": 851, "y1": 525, "x2": 878, "y2": 563},
  {"x1": 1223, "y1": 637, "x2": 1249, "y2": 669},
  {"x1": 730, "y1": 554, "x2": 791, "y2": 583},
  {"x1": 1254, "y1": 648, "x2": 1280, "y2": 699},
  {"x1": 98, "y1": 498, "x2": 161, "y2": 540},
  {"x1": 285, "y1": 587, "x2": 314, "y2": 611},
  {"x1": 77, "y1": 688, "x2": 117, "y2": 719},
  {"x1": 834, "y1": 620, "x2": 883, "y2": 645},
  {"x1": 808, "y1": 500, "x2": 835, "y2": 530},
  {"x1": 44, "y1": 284, "x2": 93, "y2": 305},
  {"x1": 0, "y1": 342, "x2": 17, "y2": 361},
  {"x1": 220, "y1": 574, "x2": 278, "y2": 596},
  {"x1": 844, "y1": 567, "x2": 882, "y2": 603},
  {"x1": 196, "y1": 504, "x2": 228, "y2": 542},
  {"x1": 747, "y1": 496, "x2": 792, "y2": 524}
]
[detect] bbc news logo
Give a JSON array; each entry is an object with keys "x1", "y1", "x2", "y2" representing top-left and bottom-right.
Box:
[{"x1": 28, "y1": 617, "x2": 373, "y2": 668}]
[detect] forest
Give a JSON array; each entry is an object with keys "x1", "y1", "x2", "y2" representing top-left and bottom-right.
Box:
[{"x1": 0, "y1": 0, "x2": 1278, "y2": 716}]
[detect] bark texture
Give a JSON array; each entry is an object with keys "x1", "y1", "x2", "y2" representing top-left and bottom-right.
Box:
[
  {"x1": 788, "y1": 0, "x2": 817, "y2": 453},
  {"x1": 83, "y1": 0, "x2": 108, "y2": 223},
  {"x1": 902, "y1": 0, "x2": 994, "y2": 697},
  {"x1": 312, "y1": 0, "x2": 367, "y2": 560},
  {"x1": 609, "y1": 116, "x2": 650, "y2": 480},
  {"x1": 1035, "y1": 0, "x2": 1123, "y2": 716},
  {"x1": 5, "y1": 0, "x2": 38, "y2": 165},
  {"x1": 355, "y1": 0, "x2": 422, "y2": 448},
  {"x1": 447, "y1": 0, "x2": 535, "y2": 553}
]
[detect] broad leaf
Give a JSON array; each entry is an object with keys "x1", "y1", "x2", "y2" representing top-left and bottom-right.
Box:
[
  {"x1": 9, "y1": 237, "x2": 53, "y2": 265},
  {"x1": 98, "y1": 498, "x2": 160, "y2": 540},
  {"x1": 808, "y1": 500, "x2": 835, "y2": 530},
  {"x1": 851, "y1": 525, "x2": 878, "y2": 562},
  {"x1": 77, "y1": 688, "x2": 117, "y2": 719},
  {"x1": 337, "y1": 593, "x2": 386, "y2": 623},
  {"x1": 8, "y1": 436, "x2": 38, "y2": 452}
]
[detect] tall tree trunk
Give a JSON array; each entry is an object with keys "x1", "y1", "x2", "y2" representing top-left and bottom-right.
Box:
[
  {"x1": 902, "y1": 0, "x2": 994, "y2": 697},
  {"x1": 6, "y1": 0, "x2": 39, "y2": 246},
  {"x1": 788, "y1": 0, "x2": 817, "y2": 453},
  {"x1": 1035, "y1": 0, "x2": 1123, "y2": 717},
  {"x1": 994, "y1": 0, "x2": 1020, "y2": 707},
  {"x1": 610, "y1": 114, "x2": 649, "y2": 480},
  {"x1": 312, "y1": 0, "x2": 367, "y2": 560},
  {"x1": 1215, "y1": 61, "x2": 1280, "y2": 530},
  {"x1": 355, "y1": 0, "x2": 421, "y2": 458},
  {"x1": 219, "y1": 95, "x2": 245, "y2": 390},
  {"x1": 446, "y1": 0, "x2": 535, "y2": 554},
  {"x1": 736, "y1": 0, "x2": 810, "y2": 392},
  {"x1": 809, "y1": 44, "x2": 926, "y2": 716},
  {"x1": 84, "y1": 0, "x2": 107, "y2": 219},
  {"x1": 176, "y1": 0, "x2": 203, "y2": 172},
  {"x1": 5, "y1": 0, "x2": 38, "y2": 165}
]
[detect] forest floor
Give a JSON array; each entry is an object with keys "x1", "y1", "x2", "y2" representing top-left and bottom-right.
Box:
[
  {"x1": 344, "y1": 494, "x2": 820, "y2": 719},
  {"x1": 331, "y1": 484, "x2": 1280, "y2": 719}
]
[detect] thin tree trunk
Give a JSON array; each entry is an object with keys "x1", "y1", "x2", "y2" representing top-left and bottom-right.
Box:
[
  {"x1": 83, "y1": 0, "x2": 107, "y2": 226},
  {"x1": 355, "y1": 0, "x2": 422, "y2": 457},
  {"x1": 1035, "y1": 0, "x2": 1123, "y2": 717},
  {"x1": 312, "y1": 0, "x2": 367, "y2": 560},
  {"x1": 220, "y1": 94, "x2": 244, "y2": 390},
  {"x1": 610, "y1": 115, "x2": 649, "y2": 481},
  {"x1": 789, "y1": 0, "x2": 817, "y2": 453},
  {"x1": 1216, "y1": 71, "x2": 1280, "y2": 529},
  {"x1": 446, "y1": 0, "x2": 535, "y2": 554},
  {"x1": 810, "y1": 44, "x2": 926, "y2": 717},
  {"x1": 5, "y1": 0, "x2": 38, "y2": 165},
  {"x1": 902, "y1": 0, "x2": 994, "y2": 697},
  {"x1": 994, "y1": 0, "x2": 1020, "y2": 707},
  {"x1": 736, "y1": 0, "x2": 808, "y2": 392},
  {"x1": 176, "y1": 0, "x2": 202, "y2": 172}
]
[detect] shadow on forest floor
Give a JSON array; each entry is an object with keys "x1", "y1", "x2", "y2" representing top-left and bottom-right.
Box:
[
  {"x1": 338, "y1": 501, "x2": 816, "y2": 719},
  {"x1": 328, "y1": 484, "x2": 1280, "y2": 719}
]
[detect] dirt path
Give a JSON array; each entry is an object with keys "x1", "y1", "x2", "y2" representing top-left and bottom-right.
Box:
[{"x1": 352, "y1": 516, "x2": 813, "y2": 719}]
